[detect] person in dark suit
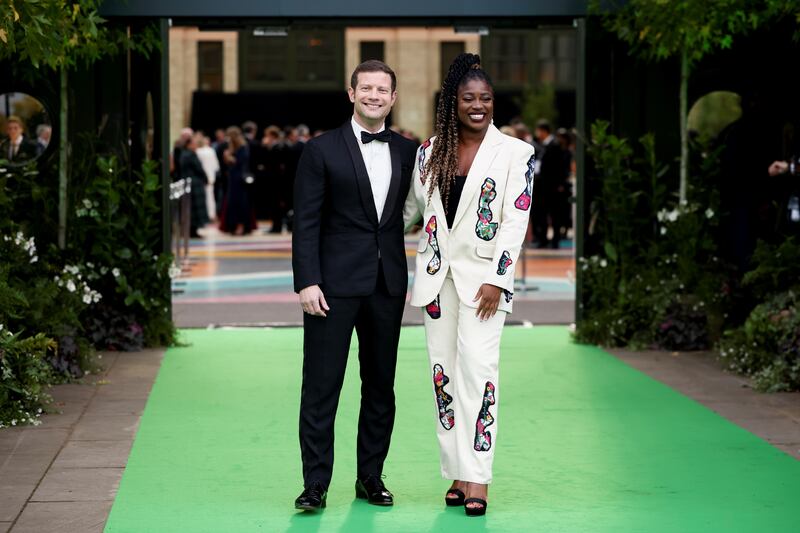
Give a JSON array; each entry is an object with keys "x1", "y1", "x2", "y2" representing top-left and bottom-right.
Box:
[
  {"x1": 1, "y1": 116, "x2": 38, "y2": 164},
  {"x1": 179, "y1": 135, "x2": 209, "y2": 238},
  {"x1": 291, "y1": 60, "x2": 417, "y2": 511},
  {"x1": 532, "y1": 119, "x2": 568, "y2": 248}
]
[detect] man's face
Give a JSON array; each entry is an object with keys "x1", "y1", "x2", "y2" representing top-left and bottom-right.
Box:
[
  {"x1": 348, "y1": 71, "x2": 397, "y2": 128},
  {"x1": 535, "y1": 127, "x2": 549, "y2": 143},
  {"x1": 41, "y1": 127, "x2": 51, "y2": 142},
  {"x1": 6, "y1": 121, "x2": 22, "y2": 141}
]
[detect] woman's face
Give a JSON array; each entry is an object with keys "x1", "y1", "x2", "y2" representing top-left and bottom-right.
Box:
[{"x1": 457, "y1": 78, "x2": 494, "y2": 135}]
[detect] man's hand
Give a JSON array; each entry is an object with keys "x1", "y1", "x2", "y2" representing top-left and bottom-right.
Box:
[
  {"x1": 769, "y1": 160, "x2": 789, "y2": 176},
  {"x1": 299, "y1": 285, "x2": 330, "y2": 317},
  {"x1": 473, "y1": 284, "x2": 502, "y2": 321}
]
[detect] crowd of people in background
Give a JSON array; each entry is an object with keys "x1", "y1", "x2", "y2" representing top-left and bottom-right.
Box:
[{"x1": 171, "y1": 117, "x2": 574, "y2": 246}]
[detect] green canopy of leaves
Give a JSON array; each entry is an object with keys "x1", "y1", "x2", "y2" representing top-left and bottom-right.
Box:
[
  {"x1": 591, "y1": 0, "x2": 800, "y2": 66},
  {"x1": 0, "y1": 0, "x2": 158, "y2": 69}
]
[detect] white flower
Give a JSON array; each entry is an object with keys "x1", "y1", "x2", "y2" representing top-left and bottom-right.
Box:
[
  {"x1": 0, "y1": 324, "x2": 3, "y2": 332},
  {"x1": 30, "y1": 255, "x2": 38, "y2": 263},
  {"x1": 666, "y1": 209, "x2": 679, "y2": 222},
  {"x1": 66, "y1": 280, "x2": 76, "y2": 293},
  {"x1": 82, "y1": 198, "x2": 92, "y2": 209},
  {"x1": 660, "y1": 226, "x2": 667, "y2": 235},
  {"x1": 705, "y1": 208, "x2": 714, "y2": 219},
  {"x1": 83, "y1": 294, "x2": 92, "y2": 304},
  {"x1": 112, "y1": 268, "x2": 121, "y2": 278},
  {"x1": 168, "y1": 264, "x2": 182, "y2": 279},
  {"x1": 599, "y1": 259, "x2": 608, "y2": 268}
]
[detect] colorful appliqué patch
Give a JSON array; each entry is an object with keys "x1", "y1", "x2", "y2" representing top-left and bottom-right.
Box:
[
  {"x1": 474, "y1": 381, "x2": 496, "y2": 452},
  {"x1": 514, "y1": 154, "x2": 536, "y2": 211},
  {"x1": 475, "y1": 178, "x2": 499, "y2": 241},
  {"x1": 496, "y1": 250, "x2": 512, "y2": 275},
  {"x1": 425, "y1": 295, "x2": 441, "y2": 319},
  {"x1": 425, "y1": 216, "x2": 442, "y2": 275},
  {"x1": 433, "y1": 364, "x2": 455, "y2": 430},
  {"x1": 503, "y1": 289, "x2": 513, "y2": 303},
  {"x1": 418, "y1": 138, "x2": 432, "y2": 183}
]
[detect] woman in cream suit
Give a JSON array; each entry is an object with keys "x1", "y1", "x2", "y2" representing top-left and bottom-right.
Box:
[{"x1": 404, "y1": 53, "x2": 535, "y2": 516}]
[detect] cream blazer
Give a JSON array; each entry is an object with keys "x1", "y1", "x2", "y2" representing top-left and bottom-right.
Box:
[{"x1": 403, "y1": 124, "x2": 535, "y2": 313}]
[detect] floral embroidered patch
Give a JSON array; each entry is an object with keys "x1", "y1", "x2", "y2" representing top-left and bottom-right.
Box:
[
  {"x1": 433, "y1": 364, "x2": 455, "y2": 430},
  {"x1": 475, "y1": 178, "x2": 499, "y2": 241},
  {"x1": 474, "y1": 381, "x2": 496, "y2": 451},
  {"x1": 496, "y1": 250, "x2": 513, "y2": 275},
  {"x1": 425, "y1": 216, "x2": 441, "y2": 275},
  {"x1": 425, "y1": 295, "x2": 441, "y2": 319},
  {"x1": 418, "y1": 138, "x2": 432, "y2": 183},
  {"x1": 514, "y1": 154, "x2": 536, "y2": 210}
]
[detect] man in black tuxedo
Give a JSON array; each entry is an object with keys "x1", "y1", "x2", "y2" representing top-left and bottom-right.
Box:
[
  {"x1": 292, "y1": 60, "x2": 416, "y2": 511},
  {"x1": 1, "y1": 116, "x2": 39, "y2": 164},
  {"x1": 532, "y1": 119, "x2": 569, "y2": 248}
]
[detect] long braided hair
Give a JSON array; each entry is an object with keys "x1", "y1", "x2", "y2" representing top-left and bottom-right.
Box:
[{"x1": 423, "y1": 53, "x2": 494, "y2": 206}]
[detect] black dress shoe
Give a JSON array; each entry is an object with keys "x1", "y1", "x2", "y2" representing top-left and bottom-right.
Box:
[
  {"x1": 355, "y1": 475, "x2": 394, "y2": 506},
  {"x1": 294, "y1": 482, "x2": 327, "y2": 511}
]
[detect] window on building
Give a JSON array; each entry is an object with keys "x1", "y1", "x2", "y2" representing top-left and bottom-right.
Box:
[
  {"x1": 440, "y1": 41, "x2": 465, "y2": 84},
  {"x1": 198, "y1": 41, "x2": 224, "y2": 92},
  {"x1": 360, "y1": 41, "x2": 385, "y2": 63},
  {"x1": 482, "y1": 32, "x2": 529, "y2": 86},
  {"x1": 482, "y1": 30, "x2": 576, "y2": 89},
  {"x1": 240, "y1": 29, "x2": 344, "y2": 91}
]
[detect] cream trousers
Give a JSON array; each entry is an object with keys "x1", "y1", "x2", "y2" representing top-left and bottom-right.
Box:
[{"x1": 422, "y1": 273, "x2": 506, "y2": 484}]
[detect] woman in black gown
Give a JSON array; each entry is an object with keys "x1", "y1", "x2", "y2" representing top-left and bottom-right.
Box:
[{"x1": 220, "y1": 126, "x2": 256, "y2": 235}]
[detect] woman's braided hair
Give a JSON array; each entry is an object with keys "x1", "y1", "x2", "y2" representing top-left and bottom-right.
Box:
[{"x1": 423, "y1": 52, "x2": 494, "y2": 206}]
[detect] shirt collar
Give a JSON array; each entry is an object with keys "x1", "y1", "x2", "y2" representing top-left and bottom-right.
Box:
[{"x1": 351, "y1": 116, "x2": 386, "y2": 141}]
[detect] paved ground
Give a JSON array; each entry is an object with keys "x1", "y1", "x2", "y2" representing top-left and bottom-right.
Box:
[{"x1": 0, "y1": 350, "x2": 162, "y2": 533}]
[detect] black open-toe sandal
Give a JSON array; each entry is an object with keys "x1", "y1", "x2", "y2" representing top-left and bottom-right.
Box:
[
  {"x1": 445, "y1": 488, "x2": 465, "y2": 506},
  {"x1": 464, "y1": 497, "x2": 488, "y2": 516}
]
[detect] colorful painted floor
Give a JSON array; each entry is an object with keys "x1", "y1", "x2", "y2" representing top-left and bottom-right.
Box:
[
  {"x1": 103, "y1": 327, "x2": 800, "y2": 533},
  {"x1": 171, "y1": 226, "x2": 576, "y2": 326}
]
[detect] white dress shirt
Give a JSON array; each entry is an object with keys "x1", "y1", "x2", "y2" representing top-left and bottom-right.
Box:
[{"x1": 351, "y1": 116, "x2": 392, "y2": 221}]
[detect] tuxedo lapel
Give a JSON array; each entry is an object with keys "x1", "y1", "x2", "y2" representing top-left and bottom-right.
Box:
[
  {"x1": 379, "y1": 135, "x2": 402, "y2": 227},
  {"x1": 450, "y1": 124, "x2": 503, "y2": 229},
  {"x1": 341, "y1": 124, "x2": 379, "y2": 226}
]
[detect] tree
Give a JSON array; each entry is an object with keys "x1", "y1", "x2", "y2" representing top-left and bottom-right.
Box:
[
  {"x1": 591, "y1": 0, "x2": 800, "y2": 203},
  {"x1": 0, "y1": 1, "x2": 158, "y2": 247}
]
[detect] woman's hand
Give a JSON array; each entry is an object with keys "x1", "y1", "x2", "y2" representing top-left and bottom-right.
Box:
[{"x1": 473, "y1": 283, "x2": 502, "y2": 321}]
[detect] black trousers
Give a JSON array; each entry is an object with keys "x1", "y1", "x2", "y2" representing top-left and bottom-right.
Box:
[{"x1": 298, "y1": 263, "x2": 405, "y2": 488}]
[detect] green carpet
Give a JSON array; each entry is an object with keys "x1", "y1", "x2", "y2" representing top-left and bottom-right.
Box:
[{"x1": 104, "y1": 326, "x2": 800, "y2": 533}]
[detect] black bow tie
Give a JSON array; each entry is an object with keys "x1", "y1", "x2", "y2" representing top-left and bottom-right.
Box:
[{"x1": 361, "y1": 130, "x2": 391, "y2": 144}]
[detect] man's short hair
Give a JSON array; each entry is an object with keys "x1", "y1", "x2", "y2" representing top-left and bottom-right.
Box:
[
  {"x1": 6, "y1": 115, "x2": 23, "y2": 129},
  {"x1": 535, "y1": 119, "x2": 552, "y2": 133},
  {"x1": 350, "y1": 60, "x2": 396, "y2": 92},
  {"x1": 242, "y1": 121, "x2": 257, "y2": 135}
]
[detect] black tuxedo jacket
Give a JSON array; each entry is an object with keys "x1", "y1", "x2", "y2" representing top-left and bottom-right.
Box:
[
  {"x1": 292, "y1": 122, "x2": 417, "y2": 297},
  {"x1": 1, "y1": 137, "x2": 38, "y2": 164}
]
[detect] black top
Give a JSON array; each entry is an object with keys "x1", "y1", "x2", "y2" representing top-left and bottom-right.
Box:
[{"x1": 445, "y1": 175, "x2": 467, "y2": 229}]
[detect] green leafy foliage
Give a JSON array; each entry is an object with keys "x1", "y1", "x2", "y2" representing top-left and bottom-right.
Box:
[
  {"x1": 67, "y1": 138, "x2": 175, "y2": 348},
  {"x1": 0, "y1": 0, "x2": 159, "y2": 70},
  {"x1": 590, "y1": 0, "x2": 799, "y2": 67},
  {"x1": 0, "y1": 330, "x2": 56, "y2": 428},
  {"x1": 575, "y1": 121, "x2": 732, "y2": 350},
  {"x1": 719, "y1": 290, "x2": 800, "y2": 392}
]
